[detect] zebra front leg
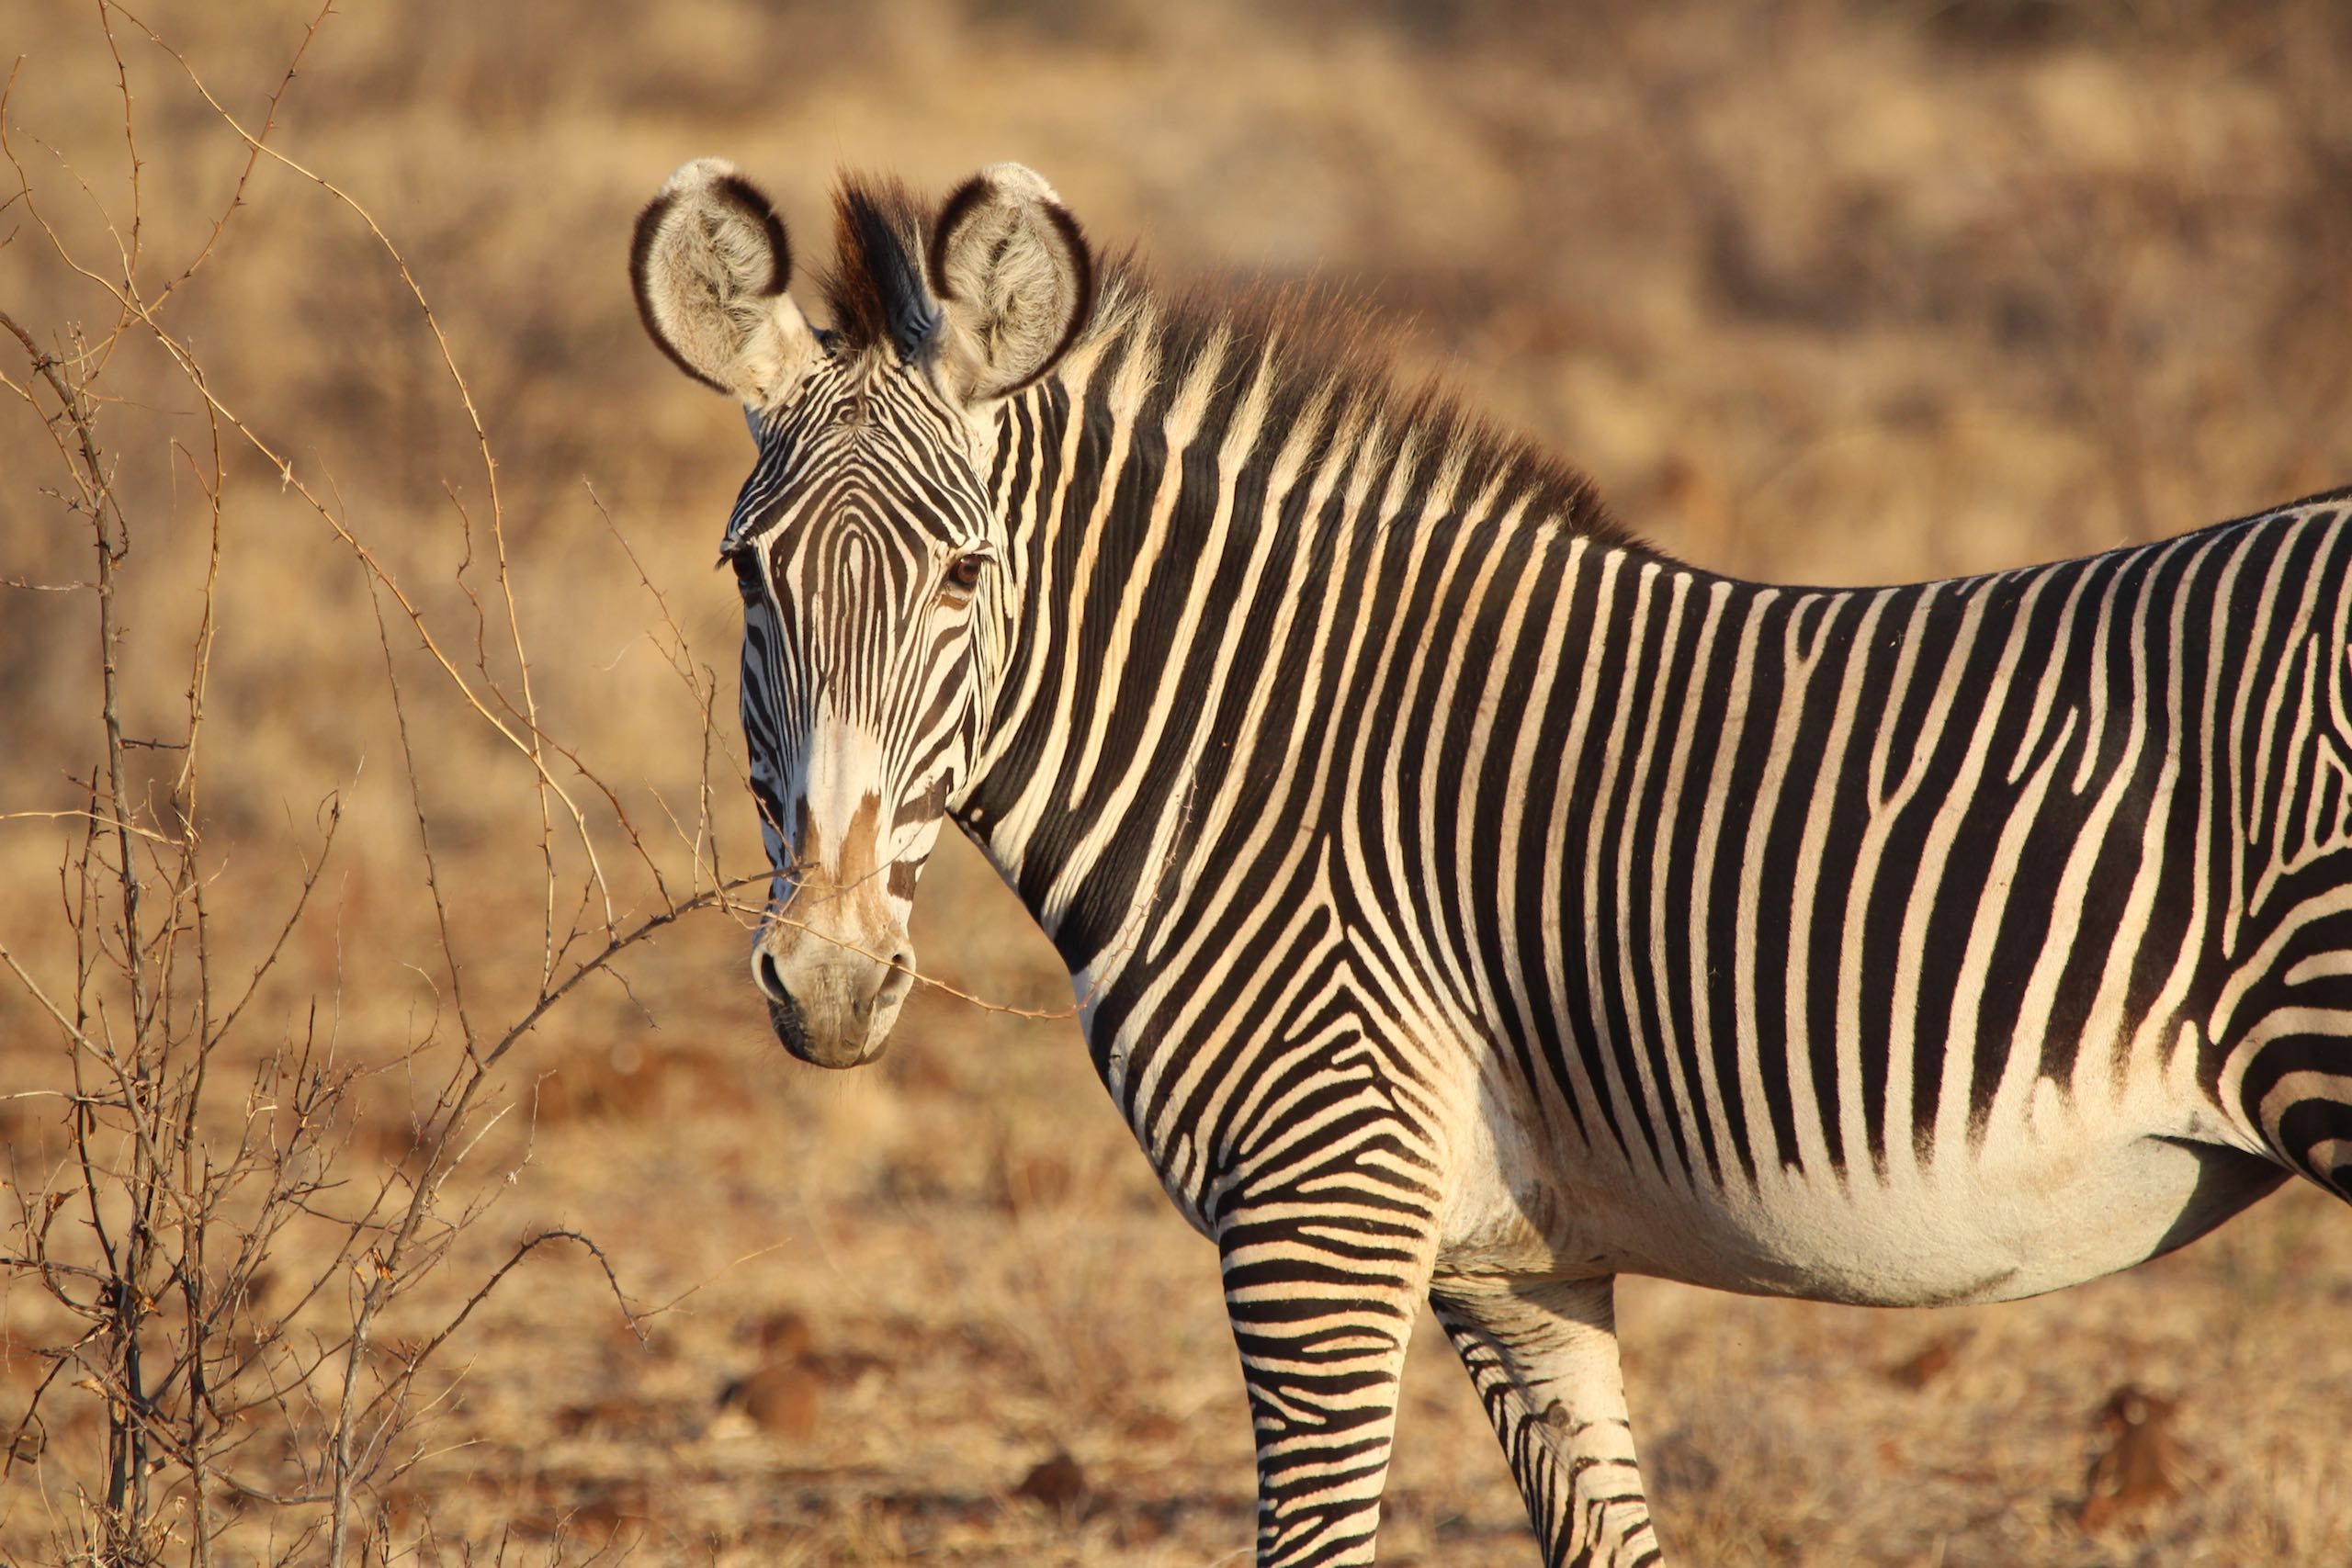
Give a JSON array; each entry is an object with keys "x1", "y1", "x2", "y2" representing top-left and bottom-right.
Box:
[
  {"x1": 1218, "y1": 1189, "x2": 1439, "y2": 1565},
  {"x1": 1430, "y1": 1274, "x2": 1662, "y2": 1568}
]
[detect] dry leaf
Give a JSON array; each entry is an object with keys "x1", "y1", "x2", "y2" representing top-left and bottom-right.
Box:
[
  {"x1": 721, "y1": 1363, "x2": 821, "y2": 1441},
  {"x1": 1014, "y1": 1450, "x2": 1087, "y2": 1511},
  {"x1": 2078, "y1": 1385, "x2": 2189, "y2": 1529},
  {"x1": 1883, "y1": 1330, "x2": 1972, "y2": 1390}
]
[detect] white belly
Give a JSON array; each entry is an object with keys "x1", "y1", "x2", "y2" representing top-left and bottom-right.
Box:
[{"x1": 1442, "y1": 1066, "x2": 2287, "y2": 1307}]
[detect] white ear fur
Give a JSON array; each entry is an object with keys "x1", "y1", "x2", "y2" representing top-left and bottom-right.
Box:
[
  {"x1": 631, "y1": 159, "x2": 817, "y2": 406},
  {"x1": 924, "y1": 163, "x2": 1093, "y2": 405}
]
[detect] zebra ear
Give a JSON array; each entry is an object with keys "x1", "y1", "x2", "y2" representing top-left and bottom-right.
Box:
[
  {"x1": 631, "y1": 159, "x2": 819, "y2": 409},
  {"x1": 925, "y1": 164, "x2": 1092, "y2": 405}
]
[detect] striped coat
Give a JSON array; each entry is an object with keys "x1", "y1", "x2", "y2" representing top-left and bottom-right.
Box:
[{"x1": 632, "y1": 157, "x2": 2352, "y2": 1566}]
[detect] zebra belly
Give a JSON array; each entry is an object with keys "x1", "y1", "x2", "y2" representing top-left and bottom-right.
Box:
[{"x1": 1446, "y1": 1072, "x2": 2286, "y2": 1307}]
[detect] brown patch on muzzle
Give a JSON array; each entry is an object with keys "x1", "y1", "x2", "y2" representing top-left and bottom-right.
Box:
[{"x1": 756, "y1": 792, "x2": 915, "y2": 1067}]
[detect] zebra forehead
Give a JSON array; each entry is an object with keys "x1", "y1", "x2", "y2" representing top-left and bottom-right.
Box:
[
  {"x1": 725, "y1": 394, "x2": 982, "y2": 550},
  {"x1": 727, "y1": 465, "x2": 984, "y2": 561}
]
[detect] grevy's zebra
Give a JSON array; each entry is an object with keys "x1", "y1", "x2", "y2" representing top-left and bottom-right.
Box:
[{"x1": 629, "y1": 158, "x2": 2352, "y2": 1565}]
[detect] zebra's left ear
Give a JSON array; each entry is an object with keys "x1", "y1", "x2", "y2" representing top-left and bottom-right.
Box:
[{"x1": 925, "y1": 164, "x2": 1093, "y2": 406}]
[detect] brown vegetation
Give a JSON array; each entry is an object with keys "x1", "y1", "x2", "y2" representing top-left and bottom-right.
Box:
[{"x1": 4, "y1": 2, "x2": 2350, "y2": 1564}]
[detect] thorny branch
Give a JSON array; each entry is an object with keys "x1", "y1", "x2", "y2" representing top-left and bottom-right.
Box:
[
  {"x1": 0, "y1": 8, "x2": 698, "y2": 1563},
  {"x1": 0, "y1": 6, "x2": 1080, "y2": 1565}
]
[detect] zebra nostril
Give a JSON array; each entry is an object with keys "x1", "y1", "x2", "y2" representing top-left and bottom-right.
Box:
[
  {"x1": 849, "y1": 952, "x2": 915, "y2": 1029},
  {"x1": 752, "y1": 947, "x2": 789, "y2": 1004},
  {"x1": 766, "y1": 988, "x2": 808, "y2": 1056},
  {"x1": 875, "y1": 950, "x2": 915, "y2": 1010}
]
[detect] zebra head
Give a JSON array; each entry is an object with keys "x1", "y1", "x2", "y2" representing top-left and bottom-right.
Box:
[{"x1": 631, "y1": 159, "x2": 1091, "y2": 1067}]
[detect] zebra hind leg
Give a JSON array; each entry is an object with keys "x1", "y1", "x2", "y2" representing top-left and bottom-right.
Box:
[
  {"x1": 2236, "y1": 1033, "x2": 2352, "y2": 1201},
  {"x1": 1430, "y1": 1274, "x2": 1663, "y2": 1568}
]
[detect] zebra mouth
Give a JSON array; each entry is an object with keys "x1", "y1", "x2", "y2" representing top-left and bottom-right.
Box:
[
  {"x1": 763, "y1": 965, "x2": 903, "y2": 1068},
  {"x1": 767, "y1": 991, "x2": 812, "y2": 1057}
]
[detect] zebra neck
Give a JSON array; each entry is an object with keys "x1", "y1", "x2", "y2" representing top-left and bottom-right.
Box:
[{"x1": 949, "y1": 318, "x2": 1662, "y2": 1024}]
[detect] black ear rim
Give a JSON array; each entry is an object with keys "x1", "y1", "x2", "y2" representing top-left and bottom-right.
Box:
[
  {"x1": 923, "y1": 175, "x2": 1095, "y2": 400},
  {"x1": 628, "y1": 167, "x2": 794, "y2": 397},
  {"x1": 923, "y1": 172, "x2": 992, "y2": 306}
]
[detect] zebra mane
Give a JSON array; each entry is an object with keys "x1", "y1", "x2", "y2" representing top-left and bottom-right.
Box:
[
  {"x1": 819, "y1": 175, "x2": 937, "y2": 356},
  {"x1": 1081, "y1": 269, "x2": 1642, "y2": 550},
  {"x1": 819, "y1": 172, "x2": 1639, "y2": 550}
]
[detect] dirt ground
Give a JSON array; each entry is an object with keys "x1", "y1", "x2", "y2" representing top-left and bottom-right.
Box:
[{"x1": 6, "y1": 2, "x2": 2352, "y2": 1563}]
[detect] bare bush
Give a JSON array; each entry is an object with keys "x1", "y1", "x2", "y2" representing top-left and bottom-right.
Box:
[{"x1": 0, "y1": 8, "x2": 759, "y2": 1562}]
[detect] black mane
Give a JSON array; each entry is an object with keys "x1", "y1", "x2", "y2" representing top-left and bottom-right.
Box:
[{"x1": 817, "y1": 172, "x2": 1640, "y2": 550}]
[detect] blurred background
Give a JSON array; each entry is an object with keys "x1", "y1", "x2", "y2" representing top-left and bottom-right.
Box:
[{"x1": 5, "y1": 2, "x2": 2352, "y2": 1563}]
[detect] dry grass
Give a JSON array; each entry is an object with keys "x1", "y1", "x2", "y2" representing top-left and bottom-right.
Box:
[{"x1": 4, "y1": 1, "x2": 2351, "y2": 1562}]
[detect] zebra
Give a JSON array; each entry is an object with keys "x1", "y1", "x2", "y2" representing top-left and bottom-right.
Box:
[{"x1": 628, "y1": 156, "x2": 2352, "y2": 1566}]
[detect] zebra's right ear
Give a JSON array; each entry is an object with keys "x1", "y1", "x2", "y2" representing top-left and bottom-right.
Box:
[{"x1": 631, "y1": 159, "x2": 819, "y2": 410}]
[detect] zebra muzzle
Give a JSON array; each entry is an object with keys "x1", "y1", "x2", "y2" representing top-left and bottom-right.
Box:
[{"x1": 752, "y1": 932, "x2": 914, "y2": 1068}]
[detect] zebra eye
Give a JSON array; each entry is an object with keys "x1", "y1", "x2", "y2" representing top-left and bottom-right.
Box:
[
  {"x1": 945, "y1": 552, "x2": 987, "y2": 592},
  {"x1": 724, "y1": 545, "x2": 763, "y2": 602}
]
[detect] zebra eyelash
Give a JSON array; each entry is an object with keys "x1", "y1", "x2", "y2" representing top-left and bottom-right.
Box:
[{"x1": 719, "y1": 540, "x2": 769, "y2": 601}]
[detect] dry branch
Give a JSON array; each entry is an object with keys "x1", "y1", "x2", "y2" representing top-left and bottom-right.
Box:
[{"x1": 0, "y1": 9, "x2": 751, "y2": 1564}]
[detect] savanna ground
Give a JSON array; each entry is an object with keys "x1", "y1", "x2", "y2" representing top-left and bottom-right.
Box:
[{"x1": 6, "y1": 2, "x2": 2352, "y2": 1563}]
